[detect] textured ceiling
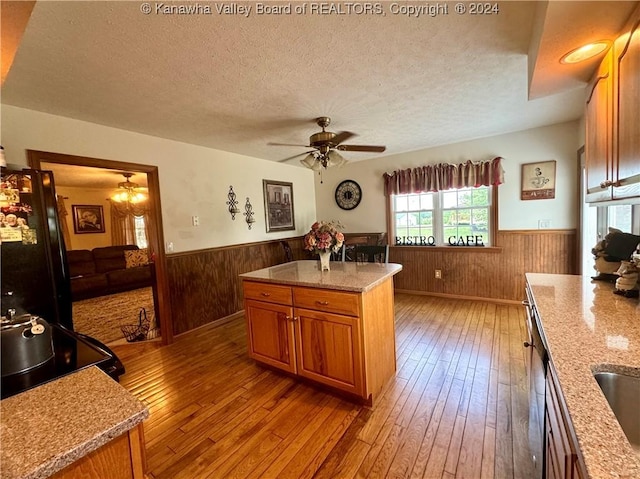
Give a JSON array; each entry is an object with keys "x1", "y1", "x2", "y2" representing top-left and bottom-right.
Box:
[{"x1": 2, "y1": 1, "x2": 637, "y2": 167}]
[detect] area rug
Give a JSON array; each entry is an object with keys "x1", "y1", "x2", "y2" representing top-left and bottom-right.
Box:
[{"x1": 72, "y1": 287, "x2": 157, "y2": 345}]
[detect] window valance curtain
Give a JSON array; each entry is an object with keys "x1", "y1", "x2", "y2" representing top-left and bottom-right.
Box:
[
  {"x1": 383, "y1": 156, "x2": 504, "y2": 196},
  {"x1": 110, "y1": 200, "x2": 151, "y2": 246}
]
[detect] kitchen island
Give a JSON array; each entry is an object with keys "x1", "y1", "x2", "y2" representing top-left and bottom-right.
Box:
[
  {"x1": 526, "y1": 273, "x2": 640, "y2": 479},
  {"x1": 240, "y1": 260, "x2": 402, "y2": 405},
  {"x1": 0, "y1": 367, "x2": 148, "y2": 479}
]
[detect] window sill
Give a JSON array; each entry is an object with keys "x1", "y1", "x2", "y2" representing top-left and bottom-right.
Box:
[{"x1": 390, "y1": 245, "x2": 503, "y2": 253}]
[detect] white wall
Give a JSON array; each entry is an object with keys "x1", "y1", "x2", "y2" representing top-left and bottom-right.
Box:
[
  {"x1": 1, "y1": 105, "x2": 317, "y2": 253},
  {"x1": 314, "y1": 121, "x2": 581, "y2": 232}
]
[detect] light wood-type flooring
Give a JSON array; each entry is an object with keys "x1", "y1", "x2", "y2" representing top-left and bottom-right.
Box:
[{"x1": 112, "y1": 294, "x2": 534, "y2": 479}]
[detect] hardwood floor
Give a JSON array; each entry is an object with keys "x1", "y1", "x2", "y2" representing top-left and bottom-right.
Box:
[{"x1": 112, "y1": 294, "x2": 534, "y2": 479}]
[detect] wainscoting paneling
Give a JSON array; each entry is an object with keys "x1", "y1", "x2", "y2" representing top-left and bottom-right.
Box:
[
  {"x1": 168, "y1": 230, "x2": 576, "y2": 335},
  {"x1": 390, "y1": 230, "x2": 577, "y2": 302},
  {"x1": 167, "y1": 238, "x2": 306, "y2": 335}
]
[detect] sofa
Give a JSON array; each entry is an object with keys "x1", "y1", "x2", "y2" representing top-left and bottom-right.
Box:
[{"x1": 67, "y1": 245, "x2": 153, "y2": 301}]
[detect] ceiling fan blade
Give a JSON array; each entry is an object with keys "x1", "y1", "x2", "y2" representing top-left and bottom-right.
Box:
[
  {"x1": 331, "y1": 131, "x2": 356, "y2": 145},
  {"x1": 278, "y1": 151, "x2": 315, "y2": 163},
  {"x1": 337, "y1": 145, "x2": 387, "y2": 153},
  {"x1": 268, "y1": 142, "x2": 311, "y2": 147}
]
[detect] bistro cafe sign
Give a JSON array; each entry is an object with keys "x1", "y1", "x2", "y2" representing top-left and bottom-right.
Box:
[{"x1": 396, "y1": 235, "x2": 485, "y2": 247}]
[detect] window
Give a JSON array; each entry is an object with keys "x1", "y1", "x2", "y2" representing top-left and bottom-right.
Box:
[
  {"x1": 607, "y1": 204, "x2": 632, "y2": 232},
  {"x1": 134, "y1": 216, "x2": 148, "y2": 248},
  {"x1": 392, "y1": 186, "x2": 493, "y2": 246}
]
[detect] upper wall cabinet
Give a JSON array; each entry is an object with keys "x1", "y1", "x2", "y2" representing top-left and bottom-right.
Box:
[
  {"x1": 614, "y1": 13, "x2": 640, "y2": 200},
  {"x1": 585, "y1": 50, "x2": 614, "y2": 202},
  {"x1": 585, "y1": 6, "x2": 640, "y2": 203}
]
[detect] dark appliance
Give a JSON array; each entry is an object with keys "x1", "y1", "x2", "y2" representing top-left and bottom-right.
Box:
[
  {"x1": 523, "y1": 286, "x2": 549, "y2": 479},
  {"x1": 1, "y1": 167, "x2": 124, "y2": 398},
  {"x1": 1, "y1": 314, "x2": 54, "y2": 377}
]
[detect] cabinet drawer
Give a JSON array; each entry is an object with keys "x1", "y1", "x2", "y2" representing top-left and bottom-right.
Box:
[
  {"x1": 293, "y1": 287, "x2": 360, "y2": 317},
  {"x1": 243, "y1": 281, "x2": 292, "y2": 305}
]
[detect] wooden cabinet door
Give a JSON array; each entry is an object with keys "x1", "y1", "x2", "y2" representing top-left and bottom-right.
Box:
[
  {"x1": 245, "y1": 299, "x2": 296, "y2": 373},
  {"x1": 294, "y1": 307, "x2": 364, "y2": 397},
  {"x1": 614, "y1": 14, "x2": 640, "y2": 200},
  {"x1": 585, "y1": 49, "x2": 614, "y2": 203},
  {"x1": 545, "y1": 366, "x2": 580, "y2": 479}
]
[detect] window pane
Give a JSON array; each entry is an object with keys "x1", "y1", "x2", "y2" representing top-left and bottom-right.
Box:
[
  {"x1": 420, "y1": 194, "x2": 434, "y2": 209},
  {"x1": 608, "y1": 205, "x2": 632, "y2": 232},
  {"x1": 419, "y1": 211, "x2": 433, "y2": 225},
  {"x1": 408, "y1": 227, "x2": 422, "y2": 236},
  {"x1": 395, "y1": 212, "x2": 407, "y2": 227},
  {"x1": 472, "y1": 188, "x2": 488, "y2": 205},
  {"x1": 457, "y1": 208, "x2": 471, "y2": 224},
  {"x1": 443, "y1": 210, "x2": 457, "y2": 225},
  {"x1": 458, "y1": 225, "x2": 473, "y2": 237},
  {"x1": 407, "y1": 212, "x2": 419, "y2": 226},
  {"x1": 420, "y1": 227, "x2": 434, "y2": 238},
  {"x1": 444, "y1": 226, "x2": 458, "y2": 239},
  {"x1": 396, "y1": 227, "x2": 409, "y2": 238},
  {"x1": 442, "y1": 191, "x2": 457, "y2": 208},
  {"x1": 395, "y1": 196, "x2": 408, "y2": 212},
  {"x1": 472, "y1": 209, "x2": 489, "y2": 232},
  {"x1": 408, "y1": 195, "x2": 421, "y2": 211},
  {"x1": 134, "y1": 216, "x2": 148, "y2": 248},
  {"x1": 458, "y1": 190, "x2": 472, "y2": 207}
]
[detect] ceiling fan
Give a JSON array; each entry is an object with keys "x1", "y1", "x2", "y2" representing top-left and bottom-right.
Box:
[{"x1": 269, "y1": 117, "x2": 386, "y2": 171}]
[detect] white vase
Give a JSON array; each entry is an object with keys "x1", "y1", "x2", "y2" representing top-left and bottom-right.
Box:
[{"x1": 318, "y1": 250, "x2": 331, "y2": 271}]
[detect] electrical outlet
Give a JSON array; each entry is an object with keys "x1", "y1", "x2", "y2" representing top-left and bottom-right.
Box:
[
  {"x1": 166, "y1": 242, "x2": 174, "y2": 253},
  {"x1": 538, "y1": 219, "x2": 551, "y2": 229},
  {"x1": 435, "y1": 269, "x2": 442, "y2": 279},
  {"x1": 192, "y1": 215, "x2": 200, "y2": 226}
]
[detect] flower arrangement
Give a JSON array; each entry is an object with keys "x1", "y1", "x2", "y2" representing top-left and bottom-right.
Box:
[{"x1": 304, "y1": 220, "x2": 344, "y2": 254}]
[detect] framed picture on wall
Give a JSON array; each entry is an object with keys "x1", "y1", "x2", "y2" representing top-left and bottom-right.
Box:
[
  {"x1": 521, "y1": 160, "x2": 556, "y2": 200},
  {"x1": 263, "y1": 180, "x2": 295, "y2": 232},
  {"x1": 72, "y1": 205, "x2": 105, "y2": 234}
]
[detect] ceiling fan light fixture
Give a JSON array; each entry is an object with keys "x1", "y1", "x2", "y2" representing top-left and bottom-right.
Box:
[
  {"x1": 301, "y1": 153, "x2": 322, "y2": 171},
  {"x1": 560, "y1": 41, "x2": 610, "y2": 64},
  {"x1": 327, "y1": 150, "x2": 347, "y2": 168}
]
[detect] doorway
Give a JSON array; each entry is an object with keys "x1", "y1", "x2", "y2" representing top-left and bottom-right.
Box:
[{"x1": 27, "y1": 150, "x2": 173, "y2": 345}]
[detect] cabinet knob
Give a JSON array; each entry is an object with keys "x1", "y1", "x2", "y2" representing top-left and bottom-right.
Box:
[
  {"x1": 316, "y1": 300, "x2": 329, "y2": 306},
  {"x1": 261, "y1": 292, "x2": 271, "y2": 297}
]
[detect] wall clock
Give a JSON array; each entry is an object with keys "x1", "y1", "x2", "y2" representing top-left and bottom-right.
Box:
[{"x1": 335, "y1": 180, "x2": 362, "y2": 210}]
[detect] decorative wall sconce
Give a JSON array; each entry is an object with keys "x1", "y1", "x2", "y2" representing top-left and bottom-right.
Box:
[
  {"x1": 226, "y1": 186, "x2": 240, "y2": 220},
  {"x1": 244, "y1": 197, "x2": 255, "y2": 229}
]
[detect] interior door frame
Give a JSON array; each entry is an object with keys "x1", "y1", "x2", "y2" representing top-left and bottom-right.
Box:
[
  {"x1": 577, "y1": 145, "x2": 585, "y2": 275},
  {"x1": 27, "y1": 149, "x2": 173, "y2": 345}
]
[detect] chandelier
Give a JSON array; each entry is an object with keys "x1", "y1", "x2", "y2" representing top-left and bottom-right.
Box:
[{"x1": 111, "y1": 173, "x2": 147, "y2": 204}]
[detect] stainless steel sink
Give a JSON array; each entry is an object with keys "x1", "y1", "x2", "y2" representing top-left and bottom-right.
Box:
[{"x1": 594, "y1": 371, "x2": 640, "y2": 453}]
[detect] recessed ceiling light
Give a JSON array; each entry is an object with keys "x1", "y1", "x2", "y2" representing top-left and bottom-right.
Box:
[{"x1": 560, "y1": 41, "x2": 611, "y2": 64}]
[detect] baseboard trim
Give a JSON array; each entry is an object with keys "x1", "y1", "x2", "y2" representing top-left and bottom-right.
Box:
[
  {"x1": 175, "y1": 310, "x2": 244, "y2": 337},
  {"x1": 394, "y1": 289, "x2": 522, "y2": 306}
]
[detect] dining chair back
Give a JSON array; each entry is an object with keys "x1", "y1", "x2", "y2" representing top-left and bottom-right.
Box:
[
  {"x1": 353, "y1": 245, "x2": 389, "y2": 263},
  {"x1": 280, "y1": 241, "x2": 293, "y2": 262}
]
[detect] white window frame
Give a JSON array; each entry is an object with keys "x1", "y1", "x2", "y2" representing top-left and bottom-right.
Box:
[{"x1": 387, "y1": 186, "x2": 498, "y2": 248}]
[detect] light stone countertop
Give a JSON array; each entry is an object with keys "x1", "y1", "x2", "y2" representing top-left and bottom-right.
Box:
[
  {"x1": 0, "y1": 366, "x2": 149, "y2": 479},
  {"x1": 526, "y1": 273, "x2": 640, "y2": 479},
  {"x1": 239, "y1": 260, "x2": 403, "y2": 292}
]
